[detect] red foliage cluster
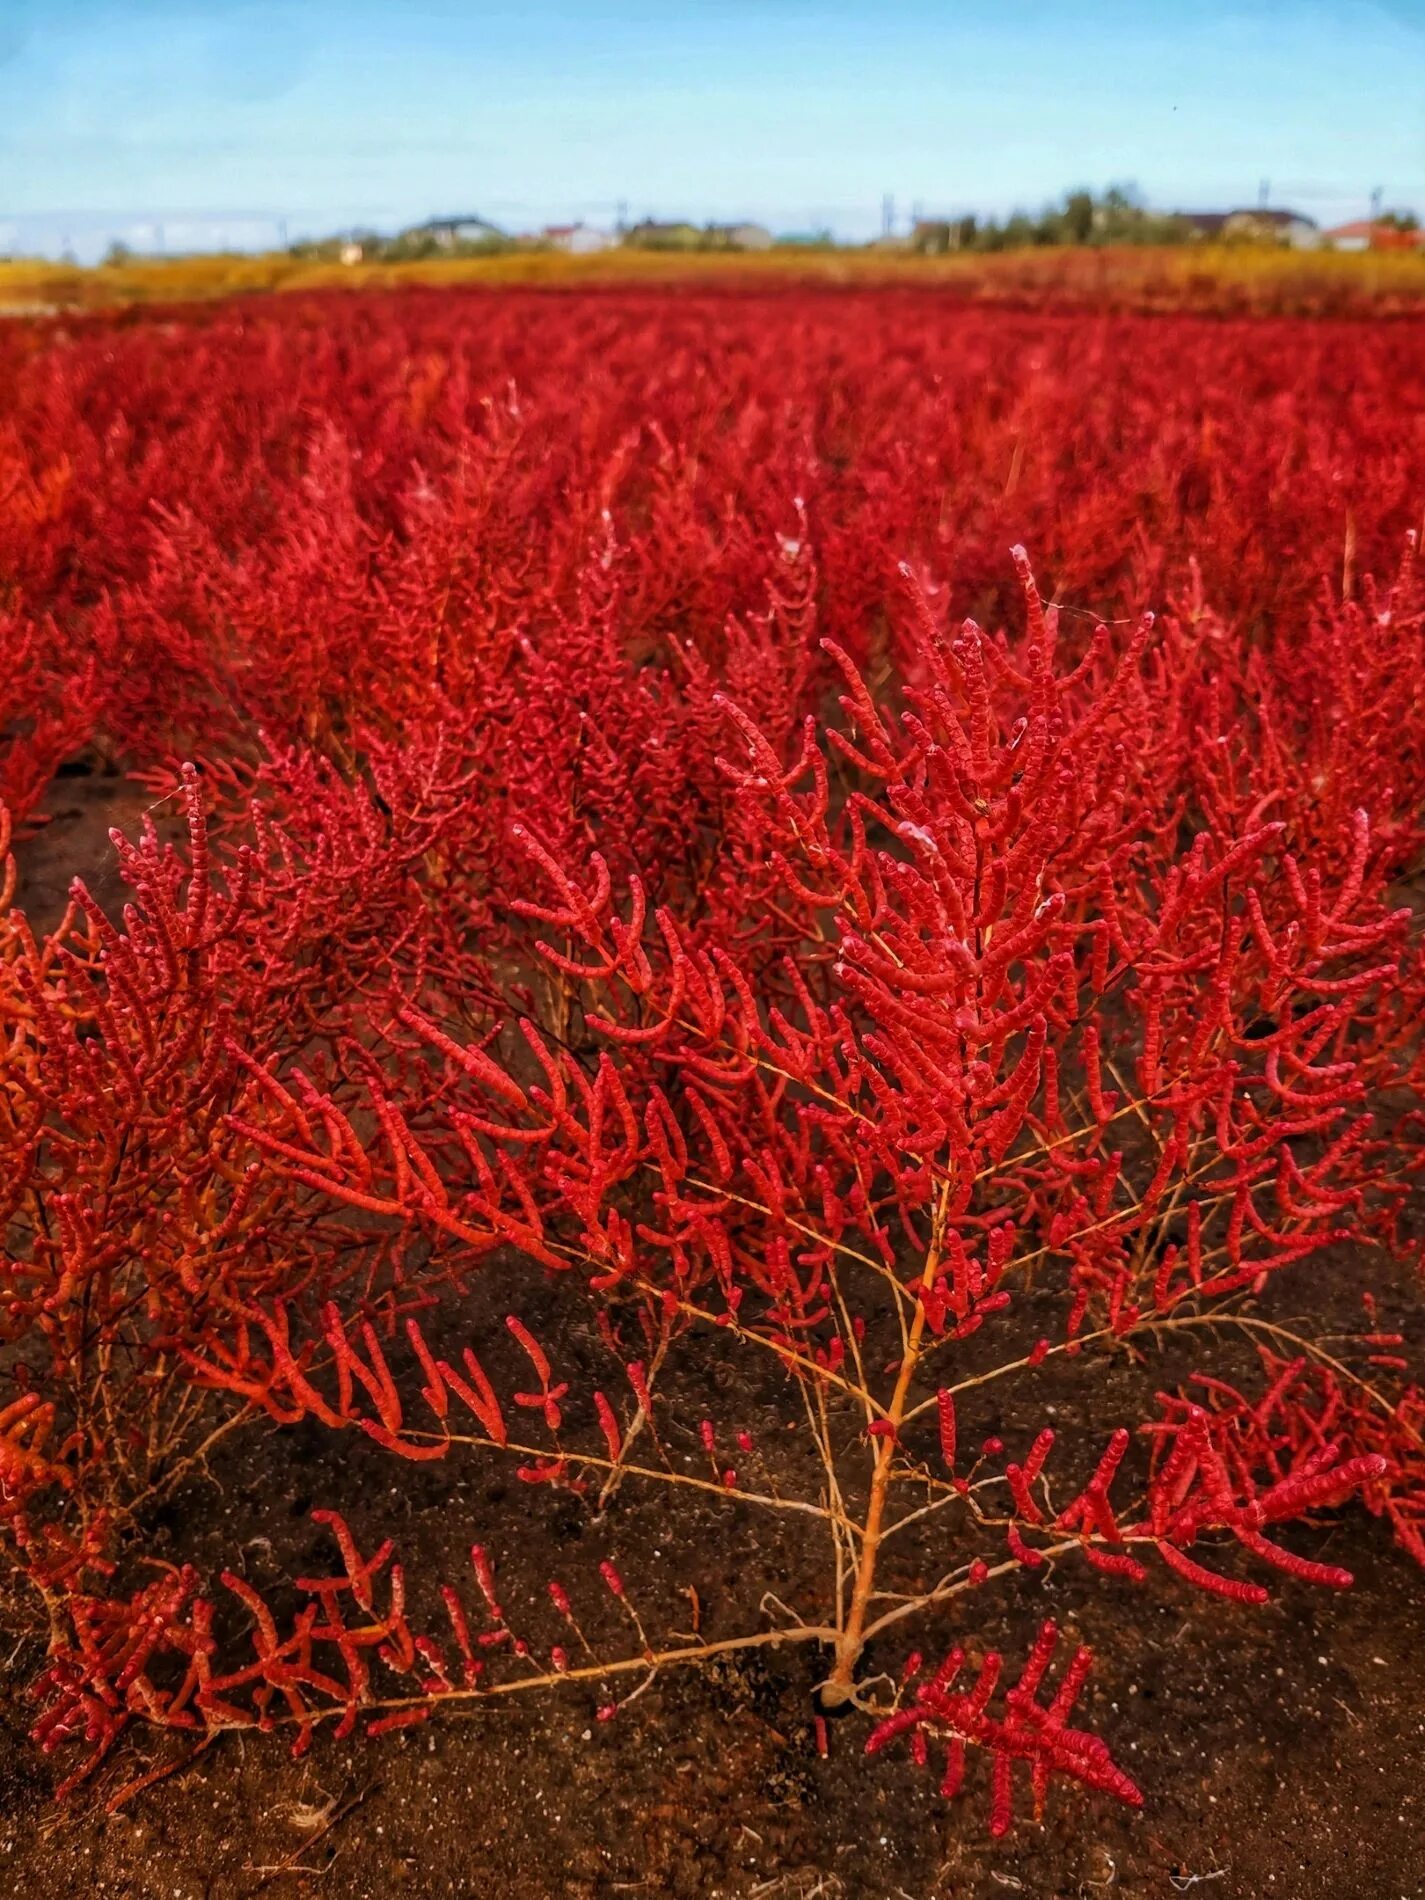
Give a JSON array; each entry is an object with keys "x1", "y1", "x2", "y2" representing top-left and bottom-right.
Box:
[{"x1": 1, "y1": 287, "x2": 1422, "y2": 1833}]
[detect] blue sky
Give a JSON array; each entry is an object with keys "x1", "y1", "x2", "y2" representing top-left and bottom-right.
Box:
[{"x1": 2, "y1": 1, "x2": 1423, "y2": 258}]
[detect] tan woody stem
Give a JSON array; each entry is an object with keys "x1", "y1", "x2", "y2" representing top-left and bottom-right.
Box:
[{"x1": 820, "y1": 1178, "x2": 950, "y2": 1707}]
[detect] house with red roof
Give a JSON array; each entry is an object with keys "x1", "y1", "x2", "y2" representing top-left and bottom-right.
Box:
[{"x1": 1324, "y1": 219, "x2": 1424, "y2": 252}]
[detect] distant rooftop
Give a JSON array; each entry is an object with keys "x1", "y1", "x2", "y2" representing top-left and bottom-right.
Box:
[
  {"x1": 1242, "y1": 208, "x2": 1319, "y2": 229},
  {"x1": 414, "y1": 215, "x2": 505, "y2": 235}
]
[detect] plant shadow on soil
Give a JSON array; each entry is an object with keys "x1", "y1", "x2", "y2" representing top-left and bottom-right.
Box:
[{"x1": 3, "y1": 778, "x2": 1424, "y2": 1900}]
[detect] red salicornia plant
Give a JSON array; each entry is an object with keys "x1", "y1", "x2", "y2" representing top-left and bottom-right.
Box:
[{"x1": 0, "y1": 288, "x2": 1421, "y2": 1834}]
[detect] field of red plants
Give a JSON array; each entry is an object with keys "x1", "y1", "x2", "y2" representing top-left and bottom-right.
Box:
[{"x1": 1, "y1": 284, "x2": 1424, "y2": 1895}]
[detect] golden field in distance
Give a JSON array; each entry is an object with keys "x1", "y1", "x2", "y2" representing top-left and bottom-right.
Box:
[{"x1": 3, "y1": 240, "x2": 1425, "y2": 316}]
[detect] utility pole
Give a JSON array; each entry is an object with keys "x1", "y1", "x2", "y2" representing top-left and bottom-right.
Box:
[
  {"x1": 616, "y1": 199, "x2": 628, "y2": 235},
  {"x1": 1370, "y1": 185, "x2": 1383, "y2": 221},
  {"x1": 881, "y1": 192, "x2": 895, "y2": 240},
  {"x1": 1258, "y1": 177, "x2": 1270, "y2": 209}
]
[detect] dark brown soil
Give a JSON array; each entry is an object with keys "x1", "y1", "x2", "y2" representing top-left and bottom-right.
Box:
[
  {"x1": 14, "y1": 760, "x2": 192, "y2": 938},
  {"x1": 3, "y1": 775, "x2": 1424, "y2": 1900},
  {"x1": 2, "y1": 1443, "x2": 1422, "y2": 1900}
]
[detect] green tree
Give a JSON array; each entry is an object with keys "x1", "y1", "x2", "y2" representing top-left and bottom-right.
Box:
[{"x1": 1062, "y1": 190, "x2": 1095, "y2": 245}]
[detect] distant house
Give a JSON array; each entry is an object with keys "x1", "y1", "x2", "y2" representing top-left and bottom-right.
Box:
[
  {"x1": 623, "y1": 220, "x2": 704, "y2": 250},
  {"x1": 1324, "y1": 219, "x2": 1423, "y2": 252},
  {"x1": 710, "y1": 222, "x2": 773, "y2": 251},
  {"x1": 1178, "y1": 208, "x2": 1320, "y2": 248},
  {"x1": 412, "y1": 216, "x2": 506, "y2": 249},
  {"x1": 622, "y1": 219, "x2": 773, "y2": 252},
  {"x1": 1224, "y1": 208, "x2": 1320, "y2": 248},
  {"x1": 542, "y1": 223, "x2": 616, "y2": 255}
]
